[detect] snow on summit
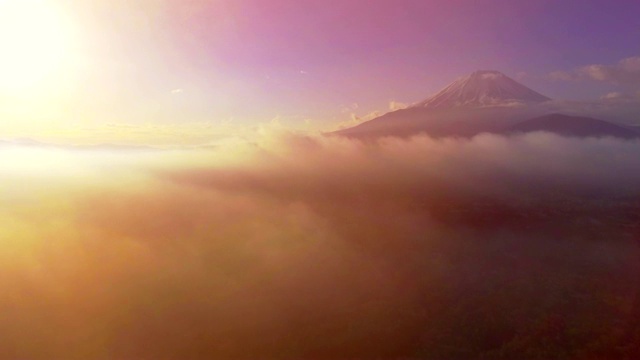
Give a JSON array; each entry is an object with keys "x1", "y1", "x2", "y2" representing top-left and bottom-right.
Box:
[{"x1": 413, "y1": 70, "x2": 551, "y2": 109}]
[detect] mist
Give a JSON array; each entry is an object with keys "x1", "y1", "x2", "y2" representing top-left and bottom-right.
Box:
[{"x1": 1, "y1": 131, "x2": 639, "y2": 359}]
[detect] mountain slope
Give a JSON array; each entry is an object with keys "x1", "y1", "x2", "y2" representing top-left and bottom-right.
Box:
[
  {"x1": 504, "y1": 114, "x2": 640, "y2": 139},
  {"x1": 413, "y1": 70, "x2": 551, "y2": 109},
  {"x1": 334, "y1": 70, "x2": 551, "y2": 139},
  {"x1": 334, "y1": 71, "x2": 640, "y2": 140},
  {"x1": 335, "y1": 106, "x2": 541, "y2": 139}
]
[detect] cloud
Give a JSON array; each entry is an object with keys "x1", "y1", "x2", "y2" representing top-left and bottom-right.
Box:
[
  {"x1": 1, "y1": 132, "x2": 640, "y2": 358},
  {"x1": 550, "y1": 56, "x2": 640, "y2": 85},
  {"x1": 601, "y1": 91, "x2": 628, "y2": 100},
  {"x1": 389, "y1": 100, "x2": 408, "y2": 111},
  {"x1": 599, "y1": 91, "x2": 640, "y2": 102},
  {"x1": 0, "y1": 121, "x2": 267, "y2": 148},
  {"x1": 334, "y1": 110, "x2": 382, "y2": 130},
  {"x1": 171, "y1": 88, "x2": 184, "y2": 94}
]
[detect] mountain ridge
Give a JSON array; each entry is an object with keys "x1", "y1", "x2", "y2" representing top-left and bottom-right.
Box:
[
  {"x1": 412, "y1": 70, "x2": 551, "y2": 109},
  {"x1": 334, "y1": 70, "x2": 639, "y2": 140}
]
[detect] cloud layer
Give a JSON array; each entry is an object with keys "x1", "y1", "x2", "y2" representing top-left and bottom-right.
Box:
[
  {"x1": 550, "y1": 56, "x2": 640, "y2": 86},
  {"x1": 1, "y1": 132, "x2": 640, "y2": 358}
]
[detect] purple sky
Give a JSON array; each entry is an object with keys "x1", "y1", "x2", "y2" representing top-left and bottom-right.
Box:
[
  {"x1": 12, "y1": 0, "x2": 640, "y2": 130},
  {"x1": 166, "y1": 0, "x2": 640, "y2": 126}
]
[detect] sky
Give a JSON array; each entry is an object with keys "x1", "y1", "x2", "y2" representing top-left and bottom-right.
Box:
[{"x1": 0, "y1": 0, "x2": 639, "y2": 140}]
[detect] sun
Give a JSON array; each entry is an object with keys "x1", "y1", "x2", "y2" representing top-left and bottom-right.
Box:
[{"x1": 0, "y1": 0, "x2": 74, "y2": 93}]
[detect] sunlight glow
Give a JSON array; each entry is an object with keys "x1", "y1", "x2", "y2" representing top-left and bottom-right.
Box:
[
  {"x1": 0, "y1": 0, "x2": 75, "y2": 92},
  {"x1": 0, "y1": 147, "x2": 79, "y2": 176}
]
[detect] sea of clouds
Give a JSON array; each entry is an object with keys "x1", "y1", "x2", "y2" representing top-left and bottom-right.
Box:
[{"x1": 1, "y1": 130, "x2": 639, "y2": 358}]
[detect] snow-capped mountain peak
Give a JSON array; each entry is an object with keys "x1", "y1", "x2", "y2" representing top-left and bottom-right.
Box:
[{"x1": 412, "y1": 70, "x2": 551, "y2": 109}]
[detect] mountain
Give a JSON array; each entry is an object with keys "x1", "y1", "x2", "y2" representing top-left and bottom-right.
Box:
[
  {"x1": 412, "y1": 70, "x2": 551, "y2": 109},
  {"x1": 335, "y1": 106, "x2": 539, "y2": 138},
  {"x1": 334, "y1": 70, "x2": 640, "y2": 140},
  {"x1": 335, "y1": 70, "x2": 551, "y2": 139},
  {"x1": 504, "y1": 114, "x2": 640, "y2": 139}
]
